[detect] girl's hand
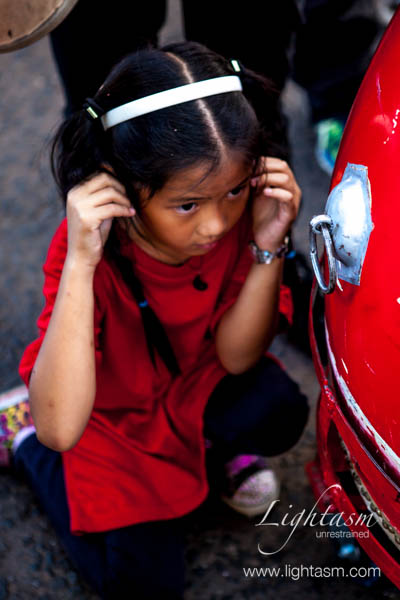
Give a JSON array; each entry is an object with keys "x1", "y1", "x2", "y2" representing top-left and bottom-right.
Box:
[
  {"x1": 66, "y1": 172, "x2": 135, "y2": 268},
  {"x1": 250, "y1": 157, "x2": 301, "y2": 251}
]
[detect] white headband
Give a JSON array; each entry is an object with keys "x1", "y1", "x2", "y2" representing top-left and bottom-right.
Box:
[{"x1": 100, "y1": 75, "x2": 242, "y2": 130}]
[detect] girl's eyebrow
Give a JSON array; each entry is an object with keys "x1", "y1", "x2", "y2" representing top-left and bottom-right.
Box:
[
  {"x1": 230, "y1": 173, "x2": 252, "y2": 189},
  {"x1": 166, "y1": 174, "x2": 252, "y2": 204}
]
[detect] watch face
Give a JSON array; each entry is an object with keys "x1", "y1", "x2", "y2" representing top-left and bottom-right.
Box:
[
  {"x1": 262, "y1": 253, "x2": 273, "y2": 264},
  {"x1": 249, "y1": 242, "x2": 274, "y2": 264}
]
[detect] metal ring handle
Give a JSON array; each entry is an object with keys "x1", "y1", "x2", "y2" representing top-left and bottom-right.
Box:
[{"x1": 309, "y1": 215, "x2": 337, "y2": 294}]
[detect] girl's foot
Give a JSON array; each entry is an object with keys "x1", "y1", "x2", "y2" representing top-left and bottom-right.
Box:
[
  {"x1": 221, "y1": 454, "x2": 280, "y2": 518},
  {"x1": 0, "y1": 385, "x2": 35, "y2": 468}
]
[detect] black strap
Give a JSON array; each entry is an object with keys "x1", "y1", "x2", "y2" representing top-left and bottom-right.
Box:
[{"x1": 106, "y1": 228, "x2": 181, "y2": 376}]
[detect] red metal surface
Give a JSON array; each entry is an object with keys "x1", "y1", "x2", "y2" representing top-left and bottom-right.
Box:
[
  {"x1": 309, "y1": 284, "x2": 400, "y2": 588},
  {"x1": 324, "y1": 11, "x2": 400, "y2": 457},
  {"x1": 308, "y1": 10, "x2": 400, "y2": 588}
]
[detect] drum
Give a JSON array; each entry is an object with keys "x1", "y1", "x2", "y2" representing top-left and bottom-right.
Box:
[{"x1": 0, "y1": 0, "x2": 79, "y2": 53}]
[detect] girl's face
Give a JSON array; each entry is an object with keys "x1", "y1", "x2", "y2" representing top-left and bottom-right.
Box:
[{"x1": 131, "y1": 151, "x2": 254, "y2": 264}]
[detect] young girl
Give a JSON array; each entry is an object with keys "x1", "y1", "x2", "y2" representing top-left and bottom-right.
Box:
[{"x1": 10, "y1": 42, "x2": 308, "y2": 598}]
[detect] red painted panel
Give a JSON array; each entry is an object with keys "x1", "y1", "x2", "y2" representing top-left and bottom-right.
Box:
[{"x1": 324, "y1": 11, "x2": 400, "y2": 457}]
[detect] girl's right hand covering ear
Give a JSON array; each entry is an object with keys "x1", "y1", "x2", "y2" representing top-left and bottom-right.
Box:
[
  {"x1": 250, "y1": 157, "x2": 301, "y2": 252},
  {"x1": 66, "y1": 172, "x2": 135, "y2": 269}
]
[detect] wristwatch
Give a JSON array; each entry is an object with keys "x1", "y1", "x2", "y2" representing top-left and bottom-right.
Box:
[{"x1": 248, "y1": 236, "x2": 289, "y2": 264}]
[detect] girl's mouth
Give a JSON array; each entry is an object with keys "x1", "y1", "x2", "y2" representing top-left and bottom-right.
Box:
[{"x1": 194, "y1": 240, "x2": 219, "y2": 250}]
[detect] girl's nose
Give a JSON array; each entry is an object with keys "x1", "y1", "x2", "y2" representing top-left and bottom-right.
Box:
[{"x1": 197, "y1": 206, "x2": 227, "y2": 238}]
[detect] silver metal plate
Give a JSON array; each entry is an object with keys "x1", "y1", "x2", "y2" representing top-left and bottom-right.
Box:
[{"x1": 325, "y1": 163, "x2": 374, "y2": 286}]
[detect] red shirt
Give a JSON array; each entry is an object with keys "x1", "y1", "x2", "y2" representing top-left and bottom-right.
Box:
[{"x1": 19, "y1": 211, "x2": 292, "y2": 534}]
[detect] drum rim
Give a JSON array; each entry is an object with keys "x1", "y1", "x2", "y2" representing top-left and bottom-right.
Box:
[{"x1": 0, "y1": 0, "x2": 80, "y2": 53}]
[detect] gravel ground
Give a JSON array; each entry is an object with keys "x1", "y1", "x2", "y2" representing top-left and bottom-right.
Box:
[{"x1": 1, "y1": 3, "x2": 400, "y2": 599}]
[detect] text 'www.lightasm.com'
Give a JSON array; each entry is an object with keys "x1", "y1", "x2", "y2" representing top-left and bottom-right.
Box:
[{"x1": 242, "y1": 564, "x2": 381, "y2": 581}]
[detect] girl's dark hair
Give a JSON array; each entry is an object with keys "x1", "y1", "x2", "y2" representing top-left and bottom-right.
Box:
[{"x1": 51, "y1": 41, "x2": 286, "y2": 375}]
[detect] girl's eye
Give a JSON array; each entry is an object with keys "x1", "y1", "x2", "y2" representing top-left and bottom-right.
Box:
[
  {"x1": 175, "y1": 202, "x2": 198, "y2": 214},
  {"x1": 228, "y1": 183, "x2": 247, "y2": 198}
]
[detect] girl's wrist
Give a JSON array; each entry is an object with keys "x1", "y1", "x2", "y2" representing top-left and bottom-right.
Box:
[
  {"x1": 253, "y1": 228, "x2": 290, "y2": 253},
  {"x1": 250, "y1": 236, "x2": 289, "y2": 263},
  {"x1": 64, "y1": 253, "x2": 97, "y2": 278}
]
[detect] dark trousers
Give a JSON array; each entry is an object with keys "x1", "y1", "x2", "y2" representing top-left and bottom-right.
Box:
[
  {"x1": 292, "y1": 0, "x2": 379, "y2": 122},
  {"x1": 14, "y1": 357, "x2": 308, "y2": 599}
]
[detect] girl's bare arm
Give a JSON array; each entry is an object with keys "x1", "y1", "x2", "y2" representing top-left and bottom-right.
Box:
[
  {"x1": 29, "y1": 258, "x2": 97, "y2": 452},
  {"x1": 215, "y1": 258, "x2": 284, "y2": 374},
  {"x1": 29, "y1": 173, "x2": 135, "y2": 451},
  {"x1": 215, "y1": 158, "x2": 301, "y2": 374}
]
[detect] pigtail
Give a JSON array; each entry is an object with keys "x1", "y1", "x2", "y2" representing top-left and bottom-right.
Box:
[
  {"x1": 106, "y1": 227, "x2": 181, "y2": 376},
  {"x1": 51, "y1": 102, "x2": 180, "y2": 376},
  {"x1": 51, "y1": 104, "x2": 111, "y2": 197}
]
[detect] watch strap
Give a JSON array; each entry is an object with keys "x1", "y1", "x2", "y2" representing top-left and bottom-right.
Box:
[{"x1": 248, "y1": 237, "x2": 289, "y2": 264}]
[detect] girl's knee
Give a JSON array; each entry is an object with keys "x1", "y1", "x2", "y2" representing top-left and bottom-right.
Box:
[
  {"x1": 264, "y1": 387, "x2": 309, "y2": 455},
  {"x1": 253, "y1": 357, "x2": 309, "y2": 415},
  {"x1": 249, "y1": 359, "x2": 310, "y2": 455}
]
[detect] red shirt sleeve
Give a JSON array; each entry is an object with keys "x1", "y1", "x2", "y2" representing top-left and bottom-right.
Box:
[{"x1": 19, "y1": 219, "x2": 69, "y2": 386}]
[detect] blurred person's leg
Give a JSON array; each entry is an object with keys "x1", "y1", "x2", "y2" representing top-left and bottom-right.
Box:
[
  {"x1": 294, "y1": 0, "x2": 379, "y2": 123},
  {"x1": 50, "y1": 0, "x2": 167, "y2": 115},
  {"x1": 182, "y1": 0, "x2": 300, "y2": 94},
  {"x1": 293, "y1": 0, "x2": 380, "y2": 173}
]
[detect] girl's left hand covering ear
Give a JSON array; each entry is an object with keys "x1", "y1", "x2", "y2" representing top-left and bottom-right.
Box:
[{"x1": 250, "y1": 157, "x2": 301, "y2": 252}]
